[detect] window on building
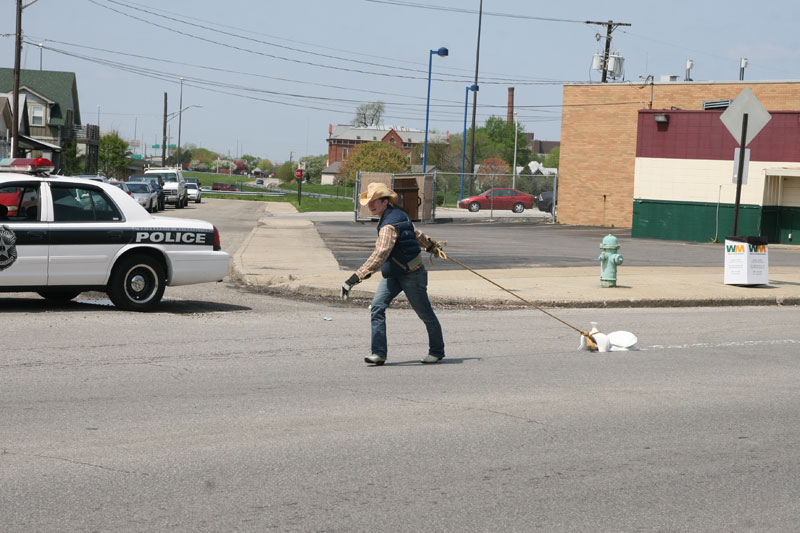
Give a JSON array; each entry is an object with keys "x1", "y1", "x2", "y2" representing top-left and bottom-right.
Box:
[
  {"x1": 343, "y1": 148, "x2": 348, "y2": 159},
  {"x1": 30, "y1": 106, "x2": 44, "y2": 126}
]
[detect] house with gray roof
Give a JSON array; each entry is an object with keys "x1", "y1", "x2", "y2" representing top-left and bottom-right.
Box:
[{"x1": 0, "y1": 68, "x2": 98, "y2": 172}]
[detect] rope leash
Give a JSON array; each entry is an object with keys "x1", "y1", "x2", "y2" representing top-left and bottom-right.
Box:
[{"x1": 428, "y1": 243, "x2": 598, "y2": 351}]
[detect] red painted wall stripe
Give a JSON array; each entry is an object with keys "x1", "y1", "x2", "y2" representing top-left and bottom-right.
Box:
[{"x1": 636, "y1": 110, "x2": 800, "y2": 162}]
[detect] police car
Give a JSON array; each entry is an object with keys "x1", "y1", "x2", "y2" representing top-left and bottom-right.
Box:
[{"x1": 0, "y1": 158, "x2": 230, "y2": 311}]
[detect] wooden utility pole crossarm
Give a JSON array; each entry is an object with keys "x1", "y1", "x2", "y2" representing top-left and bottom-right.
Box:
[{"x1": 585, "y1": 20, "x2": 631, "y2": 83}]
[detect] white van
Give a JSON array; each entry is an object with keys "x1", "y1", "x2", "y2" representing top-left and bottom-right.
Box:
[{"x1": 145, "y1": 167, "x2": 188, "y2": 208}]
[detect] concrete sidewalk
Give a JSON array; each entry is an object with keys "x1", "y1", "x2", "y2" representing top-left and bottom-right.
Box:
[{"x1": 231, "y1": 203, "x2": 800, "y2": 308}]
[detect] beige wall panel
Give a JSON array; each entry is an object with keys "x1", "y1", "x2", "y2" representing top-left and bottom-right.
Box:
[{"x1": 635, "y1": 158, "x2": 800, "y2": 205}]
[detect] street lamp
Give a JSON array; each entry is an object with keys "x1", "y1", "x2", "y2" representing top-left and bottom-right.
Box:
[
  {"x1": 512, "y1": 111, "x2": 518, "y2": 189},
  {"x1": 166, "y1": 104, "x2": 202, "y2": 122},
  {"x1": 460, "y1": 84, "x2": 479, "y2": 200},
  {"x1": 422, "y1": 46, "x2": 448, "y2": 174}
]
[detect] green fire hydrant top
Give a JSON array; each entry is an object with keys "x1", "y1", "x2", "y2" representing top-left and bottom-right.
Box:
[{"x1": 601, "y1": 234, "x2": 619, "y2": 250}]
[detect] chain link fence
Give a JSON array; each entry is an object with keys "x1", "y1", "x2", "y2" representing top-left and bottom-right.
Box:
[{"x1": 433, "y1": 172, "x2": 557, "y2": 221}]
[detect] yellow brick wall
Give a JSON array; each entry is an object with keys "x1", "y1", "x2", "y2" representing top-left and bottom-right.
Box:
[{"x1": 559, "y1": 81, "x2": 800, "y2": 227}]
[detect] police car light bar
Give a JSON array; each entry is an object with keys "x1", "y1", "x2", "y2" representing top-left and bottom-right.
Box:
[{"x1": 0, "y1": 157, "x2": 55, "y2": 175}]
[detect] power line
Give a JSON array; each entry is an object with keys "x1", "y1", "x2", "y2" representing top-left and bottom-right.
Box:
[
  {"x1": 37, "y1": 41, "x2": 566, "y2": 124},
  {"x1": 363, "y1": 0, "x2": 587, "y2": 24},
  {"x1": 110, "y1": 0, "x2": 554, "y2": 83},
  {"x1": 86, "y1": 0, "x2": 567, "y2": 86}
]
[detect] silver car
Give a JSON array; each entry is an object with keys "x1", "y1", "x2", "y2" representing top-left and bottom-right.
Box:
[
  {"x1": 125, "y1": 181, "x2": 158, "y2": 212},
  {"x1": 185, "y1": 182, "x2": 202, "y2": 203}
]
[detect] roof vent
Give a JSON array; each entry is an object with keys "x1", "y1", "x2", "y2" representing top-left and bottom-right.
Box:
[{"x1": 703, "y1": 99, "x2": 733, "y2": 110}]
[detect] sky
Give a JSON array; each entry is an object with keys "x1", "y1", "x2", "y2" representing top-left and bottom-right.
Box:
[{"x1": 2, "y1": 0, "x2": 798, "y2": 164}]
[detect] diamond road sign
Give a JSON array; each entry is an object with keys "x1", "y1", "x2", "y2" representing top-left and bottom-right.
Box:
[{"x1": 720, "y1": 87, "x2": 771, "y2": 147}]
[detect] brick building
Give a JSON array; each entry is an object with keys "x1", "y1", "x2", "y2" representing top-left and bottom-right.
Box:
[
  {"x1": 559, "y1": 80, "x2": 800, "y2": 229},
  {"x1": 326, "y1": 124, "x2": 446, "y2": 166}
]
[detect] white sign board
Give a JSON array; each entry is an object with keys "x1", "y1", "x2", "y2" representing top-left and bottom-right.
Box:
[
  {"x1": 720, "y1": 87, "x2": 771, "y2": 146},
  {"x1": 724, "y1": 237, "x2": 769, "y2": 285},
  {"x1": 732, "y1": 148, "x2": 750, "y2": 185}
]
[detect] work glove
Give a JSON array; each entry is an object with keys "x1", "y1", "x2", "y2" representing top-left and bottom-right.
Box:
[
  {"x1": 426, "y1": 238, "x2": 443, "y2": 254},
  {"x1": 425, "y1": 238, "x2": 447, "y2": 261},
  {"x1": 340, "y1": 273, "x2": 360, "y2": 300}
]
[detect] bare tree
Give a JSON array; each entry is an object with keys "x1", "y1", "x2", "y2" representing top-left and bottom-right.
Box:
[{"x1": 352, "y1": 101, "x2": 385, "y2": 127}]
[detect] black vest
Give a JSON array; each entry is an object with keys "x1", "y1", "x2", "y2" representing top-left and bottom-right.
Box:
[{"x1": 377, "y1": 205, "x2": 422, "y2": 278}]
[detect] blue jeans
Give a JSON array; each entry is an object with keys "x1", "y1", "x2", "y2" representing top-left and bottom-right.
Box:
[{"x1": 370, "y1": 268, "x2": 445, "y2": 359}]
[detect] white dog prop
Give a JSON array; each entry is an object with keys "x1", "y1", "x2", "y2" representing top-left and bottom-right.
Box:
[{"x1": 578, "y1": 322, "x2": 639, "y2": 352}]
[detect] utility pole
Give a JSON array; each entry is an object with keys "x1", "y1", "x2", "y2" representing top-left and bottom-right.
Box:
[
  {"x1": 11, "y1": 0, "x2": 41, "y2": 157},
  {"x1": 11, "y1": 0, "x2": 23, "y2": 157},
  {"x1": 585, "y1": 20, "x2": 630, "y2": 83},
  {"x1": 467, "y1": 0, "x2": 483, "y2": 196},
  {"x1": 161, "y1": 92, "x2": 167, "y2": 166}
]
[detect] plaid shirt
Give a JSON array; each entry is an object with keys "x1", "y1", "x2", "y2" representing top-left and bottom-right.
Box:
[{"x1": 356, "y1": 226, "x2": 436, "y2": 280}]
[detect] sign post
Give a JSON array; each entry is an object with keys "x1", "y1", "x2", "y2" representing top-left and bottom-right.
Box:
[
  {"x1": 720, "y1": 87, "x2": 772, "y2": 236},
  {"x1": 720, "y1": 88, "x2": 772, "y2": 286},
  {"x1": 295, "y1": 168, "x2": 303, "y2": 205},
  {"x1": 732, "y1": 113, "x2": 748, "y2": 236}
]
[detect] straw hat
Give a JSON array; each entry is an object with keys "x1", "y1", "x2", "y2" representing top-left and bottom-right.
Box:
[{"x1": 358, "y1": 182, "x2": 398, "y2": 206}]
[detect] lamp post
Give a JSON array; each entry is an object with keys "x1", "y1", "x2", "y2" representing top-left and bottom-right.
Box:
[
  {"x1": 460, "y1": 84, "x2": 479, "y2": 200},
  {"x1": 422, "y1": 46, "x2": 448, "y2": 174},
  {"x1": 512, "y1": 111, "x2": 518, "y2": 189},
  {"x1": 164, "y1": 103, "x2": 202, "y2": 164}
]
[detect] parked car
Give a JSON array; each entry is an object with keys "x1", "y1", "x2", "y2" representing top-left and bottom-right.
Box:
[
  {"x1": 145, "y1": 167, "x2": 188, "y2": 208},
  {"x1": 185, "y1": 182, "x2": 202, "y2": 203},
  {"x1": 128, "y1": 174, "x2": 165, "y2": 211},
  {"x1": 536, "y1": 191, "x2": 556, "y2": 213},
  {"x1": 109, "y1": 180, "x2": 129, "y2": 192},
  {"x1": 212, "y1": 182, "x2": 238, "y2": 192},
  {"x1": 457, "y1": 188, "x2": 535, "y2": 213},
  {"x1": 0, "y1": 157, "x2": 229, "y2": 311},
  {"x1": 125, "y1": 181, "x2": 159, "y2": 212},
  {"x1": 256, "y1": 178, "x2": 264, "y2": 185}
]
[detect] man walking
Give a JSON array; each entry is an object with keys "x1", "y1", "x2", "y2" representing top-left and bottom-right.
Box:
[{"x1": 341, "y1": 182, "x2": 445, "y2": 366}]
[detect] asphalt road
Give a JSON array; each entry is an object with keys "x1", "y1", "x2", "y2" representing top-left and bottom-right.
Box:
[
  {"x1": 317, "y1": 220, "x2": 800, "y2": 271},
  {"x1": 3, "y1": 200, "x2": 800, "y2": 531}
]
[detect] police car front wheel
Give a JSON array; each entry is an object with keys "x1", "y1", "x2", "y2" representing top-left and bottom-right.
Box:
[{"x1": 107, "y1": 254, "x2": 166, "y2": 311}]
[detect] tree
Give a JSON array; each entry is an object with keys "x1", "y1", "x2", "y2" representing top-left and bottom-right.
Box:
[
  {"x1": 62, "y1": 140, "x2": 85, "y2": 175},
  {"x1": 276, "y1": 160, "x2": 296, "y2": 183},
  {"x1": 257, "y1": 158, "x2": 275, "y2": 174},
  {"x1": 338, "y1": 142, "x2": 410, "y2": 185},
  {"x1": 543, "y1": 146, "x2": 560, "y2": 169},
  {"x1": 408, "y1": 135, "x2": 462, "y2": 172},
  {"x1": 299, "y1": 154, "x2": 327, "y2": 183},
  {"x1": 484, "y1": 116, "x2": 533, "y2": 171},
  {"x1": 477, "y1": 157, "x2": 511, "y2": 188},
  {"x1": 352, "y1": 101, "x2": 385, "y2": 127},
  {"x1": 98, "y1": 132, "x2": 131, "y2": 179},
  {"x1": 191, "y1": 147, "x2": 219, "y2": 166}
]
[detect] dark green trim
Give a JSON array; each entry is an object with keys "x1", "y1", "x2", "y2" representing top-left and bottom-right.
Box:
[{"x1": 632, "y1": 199, "x2": 762, "y2": 242}]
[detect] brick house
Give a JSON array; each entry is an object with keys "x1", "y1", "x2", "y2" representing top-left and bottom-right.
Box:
[
  {"x1": 558, "y1": 80, "x2": 800, "y2": 230},
  {"x1": 326, "y1": 124, "x2": 446, "y2": 166},
  {"x1": 0, "y1": 68, "x2": 99, "y2": 173}
]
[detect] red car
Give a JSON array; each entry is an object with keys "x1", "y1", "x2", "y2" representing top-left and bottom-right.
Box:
[
  {"x1": 212, "y1": 182, "x2": 239, "y2": 191},
  {"x1": 458, "y1": 188, "x2": 535, "y2": 213}
]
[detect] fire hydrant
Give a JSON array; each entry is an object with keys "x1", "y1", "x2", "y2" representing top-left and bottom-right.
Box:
[{"x1": 598, "y1": 234, "x2": 623, "y2": 287}]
